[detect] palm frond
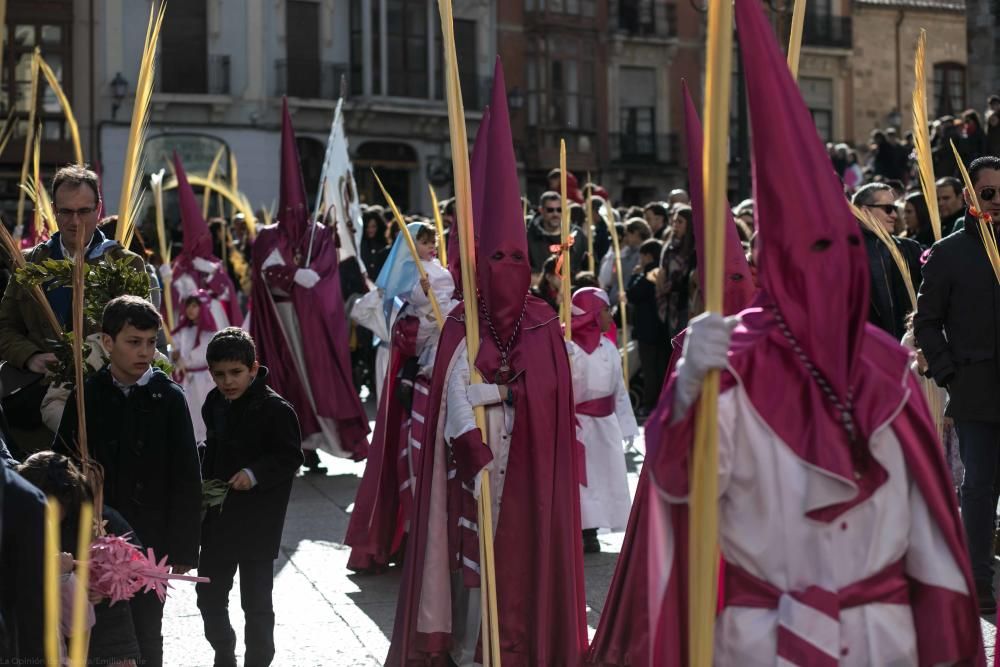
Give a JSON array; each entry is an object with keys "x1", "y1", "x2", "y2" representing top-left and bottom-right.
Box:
[
  {"x1": 912, "y1": 29, "x2": 941, "y2": 241},
  {"x1": 16, "y1": 48, "x2": 41, "y2": 229},
  {"x1": 116, "y1": 1, "x2": 167, "y2": 250},
  {"x1": 202, "y1": 145, "x2": 226, "y2": 218},
  {"x1": 38, "y1": 56, "x2": 83, "y2": 164}
]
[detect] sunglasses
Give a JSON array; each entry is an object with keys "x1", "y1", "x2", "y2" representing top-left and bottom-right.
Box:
[
  {"x1": 865, "y1": 204, "x2": 897, "y2": 214},
  {"x1": 979, "y1": 187, "x2": 1000, "y2": 203},
  {"x1": 546, "y1": 207, "x2": 562, "y2": 213}
]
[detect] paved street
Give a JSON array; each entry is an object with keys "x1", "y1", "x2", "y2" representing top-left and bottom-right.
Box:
[{"x1": 162, "y1": 421, "x2": 999, "y2": 666}]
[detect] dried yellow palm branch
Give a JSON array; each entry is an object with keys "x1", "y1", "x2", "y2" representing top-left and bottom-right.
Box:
[
  {"x1": 202, "y1": 145, "x2": 226, "y2": 218},
  {"x1": 16, "y1": 47, "x2": 41, "y2": 229},
  {"x1": 850, "y1": 202, "x2": 916, "y2": 308},
  {"x1": 0, "y1": 222, "x2": 61, "y2": 335},
  {"x1": 912, "y1": 30, "x2": 941, "y2": 241},
  {"x1": 0, "y1": 106, "x2": 16, "y2": 159},
  {"x1": 116, "y1": 1, "x2": 167, "y2": 250},
  {"x1": 38, "y1": 56, "x2": 83, "y2": 164},
  {"x1": 952, "y1": 139, "x2": 1000, "y2": 285}
]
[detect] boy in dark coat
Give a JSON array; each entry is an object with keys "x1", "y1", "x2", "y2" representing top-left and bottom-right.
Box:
[
  {"x1": 196, "y1": 327, "x2": 303, "y2": 667},
  {"x1": 626, "y1": 238, "x2": 669, "y2": 415},
  {"x1": 55, "y1": 295, "x2": 202, "y2": 667}
]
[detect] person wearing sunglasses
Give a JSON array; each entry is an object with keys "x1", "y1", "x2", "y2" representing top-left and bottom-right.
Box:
[
  {"x1": 851, "y1": 183, "x2": 923, "y2": 341},
  {"x1": 527, "y1": 191, "x2": 586, "y2": 275},
  {"x1": 915, "y1": 154, "x2": 1000, "y2": 613}
]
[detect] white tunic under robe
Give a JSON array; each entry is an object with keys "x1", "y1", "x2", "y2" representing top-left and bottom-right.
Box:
[
  {"x1": 440, "y1": 339, "x2": 514, "y2": 667},
  {"x1": 408, "y1": 259, "x2": 458, "y2": 377},
  {"x1": 654, "y1": 371, "x2": 970, "y2": 666},
  {"x1": 567, "y1": 337, "x2": 637, "y2": 531},
  {"x1": 173, "y1": 325, "x2": 216, "y2": 444}
]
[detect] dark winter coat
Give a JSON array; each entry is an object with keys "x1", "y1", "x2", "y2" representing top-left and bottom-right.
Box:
[
  {"x1": 0, "y1": 466, "x2": 45, "y2": 664},
  {"x1": 863, "y1": 228, "x2": 923, "y2": 341},
  {"x1": 55, "y1": 366, "x2": 202, "y2": 567},
  {"x1": 527, "y1": 215, "x2": 587, "y2": 275},
  {"x1": 626, "y1": 261, "x2": 670, "y2": 345},
  {"x1": 200, "y1": 367, "x2": 303, "y2": 561},
  {"x1": 915, "y1": 223, "x2": 1000, "y2": 422}
]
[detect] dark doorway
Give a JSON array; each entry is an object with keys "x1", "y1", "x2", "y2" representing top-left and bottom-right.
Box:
[{"x1": 354, "y1": 142, "x2": 418, "y2": 212}]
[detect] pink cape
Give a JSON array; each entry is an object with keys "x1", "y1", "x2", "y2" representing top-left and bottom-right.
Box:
[
  {"x1": 642, "y1": 303, "x2": 984, "y2": 666},
  {"x1": 587, "y1": 76, "x2": 758, "y2": 667},
  {"x1": 170, "y1": 255, "x2": 242, "y2": 327},
  {"x1": 345, "y1": 315, "x2": 420, "y2": 571},
  {"x1": 249, "y1": 223, "x2": 369, "y2": 459},
  {"x1": 385, "y1": 299, "x2": 587, "y2": 665}
]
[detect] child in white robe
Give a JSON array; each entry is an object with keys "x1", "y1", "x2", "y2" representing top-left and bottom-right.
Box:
[
  {"x1": 566, "y1": 287, "x2": 638, "y2": 553},
  {"x1": 171, "y1": 292, "x2": 220, "y2": 444}
]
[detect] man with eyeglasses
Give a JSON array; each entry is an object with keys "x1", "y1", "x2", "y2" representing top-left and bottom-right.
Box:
[
  {"x1": 0, "y1": 165, "x2": 145, "y2": 439},
  {"x1": 915, "y1": 154, "x2": 1000, "y2": 613},
  {"x1": 527, "y1": 191, "x2": 586, "y2": 274},
  {"x1": 851, "y1": 182, "x2": 923, "y2": 341}
]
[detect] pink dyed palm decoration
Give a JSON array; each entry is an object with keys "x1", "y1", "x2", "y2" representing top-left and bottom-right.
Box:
[{"x1": 88, "y1": 534, "x2": 208, "y2": 605}]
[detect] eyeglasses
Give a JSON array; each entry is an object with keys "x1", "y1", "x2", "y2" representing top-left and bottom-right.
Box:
[
  {"x1": 865, "y1": 204, "x2": 897, "y2": 215},
  {"x1": 56, "y1": 206, "x2": 97, "y2": 221},
  {"x1": 979, "y1": 187, "x2": 1000, "y2": 203},
  {"x1": 545, "y1": 207, "x2": 562, "y2": 214}
]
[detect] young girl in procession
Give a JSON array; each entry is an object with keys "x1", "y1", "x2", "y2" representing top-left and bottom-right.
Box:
[
  {"x1": 170, "y1": 291, "x2": 221, "y2": 444},
  {"x1": 567, "y1": 287, "x2": 638, "y2": 553},
  {"x1": 344, "y1": 221, "x2": 457, "y2": 572}
]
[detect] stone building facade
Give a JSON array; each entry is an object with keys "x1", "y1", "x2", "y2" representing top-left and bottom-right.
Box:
[{"x1": 851, "y1": 0, "x2": 966, "y2": 145}]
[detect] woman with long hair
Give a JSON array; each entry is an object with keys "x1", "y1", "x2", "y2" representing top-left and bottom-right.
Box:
[
  {"x1": 360, "y1": 209, "x2": 389, "y2": 278},
  {"x1": 901, "y1": 190, "x2": 935, "y2": 247},
  {"x1": 655, "y1": 205, "x2": 697, "y2": 338}
]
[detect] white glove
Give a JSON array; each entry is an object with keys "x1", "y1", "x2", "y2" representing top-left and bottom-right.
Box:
[
  {"x1": 672, "y1": 312, "x2": 740, "y2": 421},
  {"x1": 192, "y1": 256, "x2": 217, "y2": 274},
  {"x1": 293, "y1": 268, "x2": 321, "y2": 289},
  {"x1": 466, "y1": 383, "x2": 503, "y2": 408},
  {"x1": 158, "y1": 263, "x2": 173, "y2": 282}
]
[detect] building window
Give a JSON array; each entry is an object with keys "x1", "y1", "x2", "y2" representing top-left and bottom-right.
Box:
[
  {"x1": 800, "y1": 77, "x2": 834, "y2": 141},
  {"x1": 283, "y1": 1, "x2": 321, "y2": 98},
  {"x1": 526, "y1": 36, "x2": 596, "y2": 133},
  {"x1": 387, "y1": 0, "x2": 429, "y2": 98},
  {"x1": 617, "y1": 0, "x2": 673, "y2": 36},
  {"x1": 617, "y1": 67, "x2": 657, "y2": 159},
  {"x1": 433, "y1": 19, "x2": 478, "y2": 106},
  {"x1": 160, "y1": 0, "x2": 207, "y2": 94},
  {"x1": 2, "y1": 17, "x2": 72, "y2": 142},
  {"x1": 933, "y1": 63, "x2": 966, "y2": 118},
  {"x1": 525, "y1": 0, "x2": 595, "y2": 15}
]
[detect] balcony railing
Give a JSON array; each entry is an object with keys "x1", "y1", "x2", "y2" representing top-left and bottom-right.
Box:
[
  {"x1": 612, "y1": 0, "x2": 677, "y2": 38},
  {"x1": 609, "y1": 132, "x2": 678, "y2": 163},
  {"x1": 208, "y1": 55, "x2": 230, "y2": 95},
  {"x1": 802, "y1": 15, "x2": 852, "y2": 49},
  {"x1": 276, "y1": 60, "x2": 349, "y2": 99}
]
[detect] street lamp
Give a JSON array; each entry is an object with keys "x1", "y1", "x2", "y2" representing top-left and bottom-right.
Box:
[{"x1": 111, "y1": 72, "x2": 128, "y2": 120}]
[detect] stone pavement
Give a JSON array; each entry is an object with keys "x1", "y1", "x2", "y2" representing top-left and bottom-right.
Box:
[{"x1": 162, "y1": 428, "x2": 998, "y2": 666}]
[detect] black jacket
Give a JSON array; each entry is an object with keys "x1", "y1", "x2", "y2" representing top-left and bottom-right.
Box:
[
  {"x1": 915, "y1": 224, "x2": 1000, "y2": 421},
  {"x1": 863, "y1": 229, "x2": 923, "y2": 341},
  {"x1": 55, "y1": 366, "x2": 202, "y2": 566},
  {"x1": 626, "y1": 261, "x2": 669, "y2": 345},
  {"x1": 527, "y1": 216, "x2": 587, "y2": 275},
  {"x1": 0, "y1": 466, "x2": 45, "y2": 663},
  {"x1": 201, "y1": 367, "x2": 303, "y2": 561}
]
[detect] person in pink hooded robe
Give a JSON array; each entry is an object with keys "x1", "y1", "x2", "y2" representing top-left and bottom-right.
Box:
[
  {"x1": 385, "y1": 58, "x2": 587, "y2": 667},
  {"x1": 642, "y1": 1, "x2": 983, "y2": 664},
  {"x1": 161, "y1": 153, "x2": 242, "y2": 330},
  {"x1": 249, "y1": 98, "x2": 369, "y2": 465},
  {"x1": 566, "y1": 287, "x2": 638, "y2": 553},
  {"x1": 586, "y1": 79, "x2": 757, "y2": 667}
]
